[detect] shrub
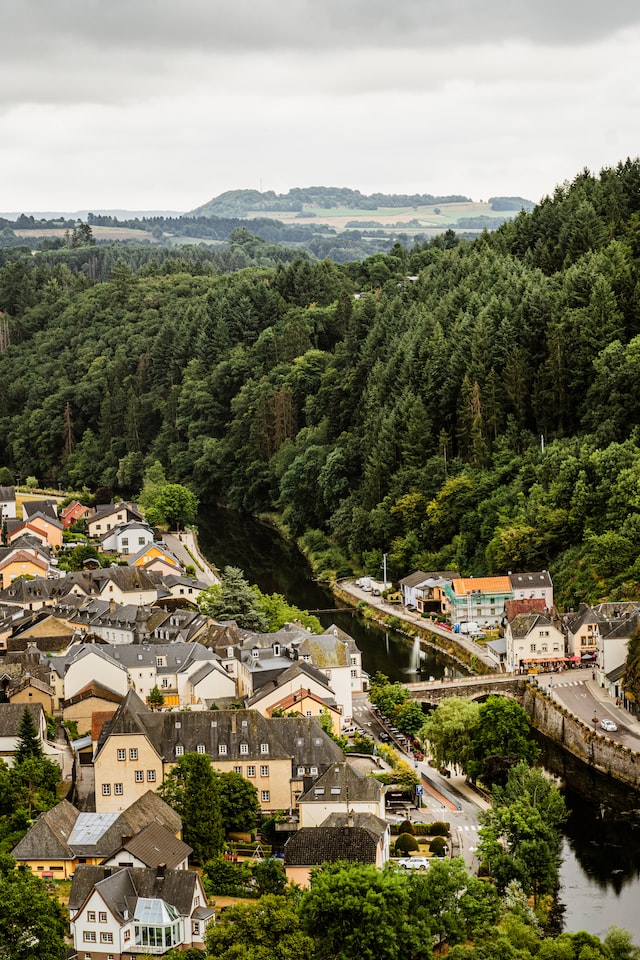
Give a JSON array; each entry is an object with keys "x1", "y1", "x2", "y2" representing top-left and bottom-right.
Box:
[
  {"x1": 413, "y1": 824, "x2": 432, "y2": 836},
  {"x1": 430, "y1": 836, "x2": 448, "y2": 857},
  {"x1": 430, "y1": 821, "x2": 450, "y2": 836},
  {"x1": 395, "y1": 833, "x2": 420, "y2": 855},
  {"x1": 399, "y1": 819, "x2": 415, "y2": 836}
]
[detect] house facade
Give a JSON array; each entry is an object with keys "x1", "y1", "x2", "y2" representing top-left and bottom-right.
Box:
[
  {"x1": 505, "y1": 612, "x2": 566, "y2": 673},
  {"x1": 446, "y1": 576, "x2": 514, "y2": 629}
]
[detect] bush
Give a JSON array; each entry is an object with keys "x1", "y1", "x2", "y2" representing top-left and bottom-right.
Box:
[
  {"x1": 395, "y1": 832, "x2": 420, "y2": 855},
  {"x1": 430, "y1": 836, "x2": 448, "y2": 857},
  {"x1": 430, "y1": 821, "x2": 450, "y2": 836},
  {"x1": 399, "y1": 819, "x2": 415, "y2": 836}
]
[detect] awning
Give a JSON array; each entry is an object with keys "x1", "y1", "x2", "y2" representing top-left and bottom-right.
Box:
[
  {"x1": 568, "y1": 656, "x2": 581, "y2": 661},
  {"x1": 581, "y1": 653, "x2": 596, "y2": 660}
]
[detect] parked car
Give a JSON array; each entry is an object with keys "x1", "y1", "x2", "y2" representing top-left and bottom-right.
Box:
[
  {"x1": 600, "y1": 718, "x2": 618, "y2": 732},
  {"x1": 396, "y1": 857, "x2": 430, "y2": 870}
]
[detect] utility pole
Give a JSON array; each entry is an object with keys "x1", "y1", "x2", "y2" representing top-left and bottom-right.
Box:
[{"x1": 383, "y1": 553, "x2": 388, "y2": 590}]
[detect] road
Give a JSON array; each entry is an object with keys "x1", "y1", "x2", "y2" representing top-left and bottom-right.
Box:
[
  {"x1": 352, "y1": 693, "x2": 488, "y2": 869},
  {"x1": 535, "y1": 671, "x2": 640, "y2": 749}
]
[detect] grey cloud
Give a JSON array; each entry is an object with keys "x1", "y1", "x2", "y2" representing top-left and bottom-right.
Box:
[{"x1": 5, "y1": 0, "x2": 640, "y2": 57}]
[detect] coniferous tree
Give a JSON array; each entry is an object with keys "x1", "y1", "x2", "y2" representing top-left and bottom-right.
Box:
[{"x1": 14, "y1": 708, "x2": 43, "y2": 764}]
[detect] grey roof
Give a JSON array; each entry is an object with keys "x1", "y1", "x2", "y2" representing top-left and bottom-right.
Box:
[
  {"x1": 294, "y1": 634, "x2": 349, "y2": 669},
  {"x1": 0, "y1": 486, "x2": 15, "y2": 502},
  {"x1": 69, "y1": 865, "x2": 199, "y2": 920},
  {"x1": 321, "y1": 811, "x2": 388, "y2": 837},
  {"x1": 508, "y1": 612, "x2": 555, "y2": 640},
  {"x1": 112, "y1": 822, "x2": 192, "y2": 869},
  {"x1": 12, "y1": 799, "x2": 78, "y2": 860},
  {"x1": 245, "y1": 660, "x2": 334, "y2": 707},
  {"x1": 13, "y1": 790, "x2": 181, "y2": 862},
  {"x1": 284, "y1": 823, "x2": 380, "y2": 866},
  {"x1": 22, "y1": 500, "x2": 58, "y2": 521},
  {"x1": 400, "y1": 570, "x2": 458, "y2": 588},
  {"x1": 509, "y1": 571, "x2": 553, "y2": 590},
  {"x1": 96, "y1": 691, "x2": 344, "y2": 770},
  {"x1": 0, "y1": 701, "x2": 43, "y2": 737},
  {"x1": 298, "y1": 761, "x2": 384, "y2": 804}
]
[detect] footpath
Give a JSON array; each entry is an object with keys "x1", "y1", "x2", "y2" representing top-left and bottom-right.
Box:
[{"x1": 163, "y1": 530, "x2": 219, "y2": 586}]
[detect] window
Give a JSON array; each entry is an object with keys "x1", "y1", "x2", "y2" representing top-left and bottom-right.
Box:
[
  {"x1": 297, "y1": 766, "x2": 305, "y2": 776},
  {"x1": 310, "y1": 766, "x2": 318, "y2": 775},
  {"x1": 240, "y1": 743, "x2": 249, "y2": 755},
  {"x1": 193, "y1": 921, "x2": 200, "y2": 935},
  {"x1": 541, "y1": 644, "x2": 548, "y2": 653},
  {"x1": 175, "y1": 721, "x2": 181, "y2": 729},
  {"x1": 529, "y1": 644, "x2": 537, "y2": 653},
  {"x1": 540, "y1": 630, "x2": 550, "y2": 638},
  {"x1": 260, "y1": 742, "x2": 269, "y2": 754},
  {"x1": 124, "y1": 930, "x2": 130, "y2": 942},
  {"x1": 218, "y1": 744, "x2": 227, "y2": 755},
  {"x1": 129, "y1": 748, "x2": 138, "y2": 760},
  {"x1": 305, "y1": 710, "x2": 312, "y2": 717},
  {"x1": 161, "y1": 678, "x2": 169, "y2": 688},
  {"x1": 102, "y1": 784, "x2": 111, "y2": 796},
  {"x1": 175, "y1": 745, "x2": 184, "y2": 756},
  {"x1": 197, "y1": 744, "x2": 206, "y2": 754},
  {"x1": 87, "y1": 911, "x2": 96, "y2": 922},
  {"x1": 114, "y1": 783, "x2": 123, "y2": 796},
  {"x1": 350, "y1": 670, "x2": 357, "y2": 678},
  {"x1": 156, "y1": 657, "x2": 165, "y2": 667},
  {"x1": 117, "y1": 748, "x2": 126, "y2": 761},
  {"x1": 84, "y1": 931, "x2": 97, "y2": 942},
  {"x1": 138, "y1": 536, "x2": 146, "y2": 545},
  {"x1": 147, "y1": 770, "x2": 156, "y2": 782},
  {"x1": 100, "y1": 932, "x2": 113, "y2": 943},
  {"x1": 247, "y1": 765, "x2": 256, "y2": 777},
  {"x1": 135, "y1": 770, "x2": 144, "y2": 782},
  {"x1": 261, "y1": 790, "x2": 270, "y2": 802},
  {"x1": 99, "y1": 912, "x2": 107, "y2": 923},
  {"x1": 260, "y1": 765, "x2": 269, "y2": 776},
  {"x1": 233, "y1": 765, "x2": 242, "y2": 774}
]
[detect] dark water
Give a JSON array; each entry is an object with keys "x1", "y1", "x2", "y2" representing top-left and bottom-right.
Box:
[
  {"x1": 198, "y1": 506, "x2": 640, "y2": 940},
  {"x1": 197, "y1": 507, "x2": 460, "y2": 684}
]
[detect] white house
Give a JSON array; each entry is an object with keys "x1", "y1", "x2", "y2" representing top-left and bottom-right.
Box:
[
  {"x1": 505, "y1": 612, "x2": 566, "y2": 673},
  {"x1": 0, "y1": 486, "x2": 17, "y2": 520},
  {"x1": 99, "y1": 521, "x2": 156, "y2": 556}
]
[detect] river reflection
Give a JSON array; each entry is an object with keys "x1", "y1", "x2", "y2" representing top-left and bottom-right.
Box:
[{"x1": 198, "y1": 506, "x2": 640, "y2": 940}]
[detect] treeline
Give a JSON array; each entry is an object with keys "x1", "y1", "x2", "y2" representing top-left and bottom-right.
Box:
[
  {"x1": 191, "y1": 185, "x2": 473, "y2": 217},
  {"x1": 2, "y1": 160, "x2": 640, "y2": 608}
]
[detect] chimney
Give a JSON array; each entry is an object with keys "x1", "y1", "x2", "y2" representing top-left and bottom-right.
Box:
[{"x1": 156, "y1": 863, "x2": 166, "y2": 881}]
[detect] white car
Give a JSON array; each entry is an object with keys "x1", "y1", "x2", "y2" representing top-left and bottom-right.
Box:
[
  {"x1": 396, "y1": 857, "x2": 430, "y2": 871},
  {"x1": 600, "y1": 718, "x2": 618, "y2": 732}
]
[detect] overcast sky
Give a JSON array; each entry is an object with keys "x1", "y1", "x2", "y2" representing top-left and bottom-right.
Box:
[{"x1": 2, "y1": 0, "x2": 640, "y2": 214}]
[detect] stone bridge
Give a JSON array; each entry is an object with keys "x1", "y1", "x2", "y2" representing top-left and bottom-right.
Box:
[{"x1": 405, "y1": 673, "x2": 524, "y2": 704}]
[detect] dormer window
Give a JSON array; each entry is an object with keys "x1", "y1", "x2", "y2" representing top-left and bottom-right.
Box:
[
  {"x1": 260, "y1": 743, "x2": 269, "y2": 755},
  {"x1": 251, "y1": 649, "x2": 259, "y2": 659},
  {"x1": 197, "y1": 744, "x2": 206, "y2": 754},
  {"x1": 240, "y1": 743, "x2": 249, "y2": 754},
  {"x1": 219, "y1": 744, "x2": 227, "y2": 755},
  {"x1": 176, "y1": 745, "x2": 184, "y2": 756},
  {"x1": 273, "y1": 643, "x2": 281, "y2": 656}
]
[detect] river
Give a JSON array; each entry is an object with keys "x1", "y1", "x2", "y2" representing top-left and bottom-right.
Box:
[{"x1": 197, "y1": 507, "x2": 640, "y2": 941}]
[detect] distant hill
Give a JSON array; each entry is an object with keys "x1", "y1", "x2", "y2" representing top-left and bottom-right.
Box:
[{"x1": 189, "y1": 186, "x2": 476, "y2": 219}]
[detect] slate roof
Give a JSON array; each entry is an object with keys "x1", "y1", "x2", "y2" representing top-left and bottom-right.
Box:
[
  {"x1": 22, "y1": 500, "x2": 58, "y2": 521},
  {"x1": 0, "y1": 701, "x2": 43, "y2": 737},
  {"x1": 295, "y1": 634, "x2": 349, "y2": 668},
  {"x1": 507, "y1": 612, "x2": 555, "y2": 640},
  {"x1": 245, "y1": 660, "x2": 334, "y2": 707},
  {"x1": 96, "y1": 691, "x2": 344, "y2": 769},
  {"x1": 12, "y1": 790, "x2": 181, "y2": 862},
  {"x1": 112, "y1": 822, "x2": 192, "y2": 869},
  {"x1": 509, "y1": 571, "x2": 553, "y2": 590},
  {"x1": 284, "y1": 824, "x2": 379, "y2": 866},
  {"x1": 0, "y1": 486, "x2": 15, "y2": 502},
  {"x1": 69, "y1": 864, "x2": 199, "y2": 920},
  {"x1": 298, "y1": 761, "x2": 384, "y2": 804}
]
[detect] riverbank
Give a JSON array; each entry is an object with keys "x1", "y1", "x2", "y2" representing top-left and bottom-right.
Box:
[
  {"x1": 333, "y1": 580, "x2": 497, "y2": 673},
  {"x1": 163, "y1": 528, "x2": 220, "y2": 586}
]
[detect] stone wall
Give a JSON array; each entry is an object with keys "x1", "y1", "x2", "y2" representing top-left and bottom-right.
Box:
[{"x1": 521, "y1": 682, "x2": 640, "y2": 791}]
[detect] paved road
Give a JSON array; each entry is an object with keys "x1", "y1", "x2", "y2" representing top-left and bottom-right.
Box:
[
  {"x1": 338, "y1": 580, "x2": 497, "y2": 670},
  {"x1": 352, "y1": 692, "x2": 488, "y2": 869},
  {"x1": 536, "y1": 672, "x2": 640, "y2": 750},
  {"x1": 163, "y1": 530, "x2": 219, "y2": 586}
]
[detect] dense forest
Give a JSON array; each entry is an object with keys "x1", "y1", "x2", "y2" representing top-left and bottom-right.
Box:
[{"x1": 2, "y1": 160, "x2": 640, "y2": 609}]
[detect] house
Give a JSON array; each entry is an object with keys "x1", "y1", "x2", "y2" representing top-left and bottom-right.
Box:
[
  {"x1": 99, "y1": 521, "x2": 156, "y2": 556},
  {"x1": 284, "y1": 811, "x2": 389, "y2": 887},
  {"x1": 87, "y1": 502, "x2": 144, "y2": 539},
  {"x1": 564, "y1": 604, "x2": 603, "y2": 662},
  {"x1": 0, "y1": 544, "x2": 50, "y2": 589},
  {"x1": 8, "y1": 674, "x2": 56, "y2": 714},
  {"x1": 0, "y1": 485, "x2": 16, "y2": 519},
  {"x1": 509, "y1": 571, "x2": 554, "y2": 610},
  {"x1": 93, "y1": 690, "x2": 344, "y2": 814},
  {"x1": 0, "y1": 702, "x2": 47, "y2": 765},
  {"x1": 505, "y1": 612, "x2": 566, "y2": 673},
  {"x1": 400, "y1": 571, "x2": 458, "y2": 611},
  {"x1": 446, "y1": 575, "x2": 514, "y2": 629},
  {"x1": 291, "y1": 625, "x2": 366, "y2": 719},
  {"x1": 68, "y1": 864, "x2": 213, "y2": 957},
  {"x1": 9, "y1": 513, "x2": 64, "y2": 549},
  {"x1": 22, "y1": 499, "x2": 58, "y2": 522},
  {"x1": 51, "y1": 643, "x2": 130, "y2": 705},
  {"x1": 593, "y1": 603, "x2": 640, "y2": 683},
  {"x1": 245, "y1": 661, "x2": 340, "y2": 729},
  {"x1": 12, "y1": 790, "x2": 184, "y2": 879},
  {"x1": 128, "y1": 542, "x2": 182, "y2": 572},
  {"x1": 297, "y1": 760, "x2": 386, "y2": 827},
  {"x1": 60, "y1": 500, "x2": 95, "y2": 529},
  {"x1": 157, "y1": 572, "x2": 209, "y2": 602},
  {"x1": 63, "y1": 683, "x2": 125, "y2": 737}
]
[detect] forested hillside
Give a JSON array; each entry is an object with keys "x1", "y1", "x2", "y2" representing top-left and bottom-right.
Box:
[{"x1": 2, "y1": 160, "x2": 640, "y2": 609}]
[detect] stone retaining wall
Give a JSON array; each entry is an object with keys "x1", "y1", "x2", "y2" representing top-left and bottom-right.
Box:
[{"x1": 521, "y1": 682, "x2": 640, "y2": 791}]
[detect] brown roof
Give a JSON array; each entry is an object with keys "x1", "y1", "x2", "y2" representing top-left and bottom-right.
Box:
[
  {"x1": 284, "y1": 824, "x2": 379, "y2": 866},
  {"x1": 115, "y1": 822, "x2": 191, "y2": 869}
]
